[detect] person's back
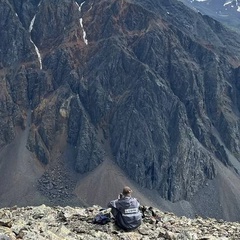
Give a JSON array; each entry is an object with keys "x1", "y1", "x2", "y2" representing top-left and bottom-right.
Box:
[{"x1": 108, "y1": 186, "x2": 142, "y2": 231}]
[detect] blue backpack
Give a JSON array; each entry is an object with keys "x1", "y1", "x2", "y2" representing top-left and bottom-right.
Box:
[{"x1": 93, "y1": 211, "x2": 111, "y2": 225}]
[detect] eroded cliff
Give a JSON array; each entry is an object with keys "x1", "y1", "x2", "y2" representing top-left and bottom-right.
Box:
[{"x1": 1, "y1": 0, "x2": 240, "y2": 220}]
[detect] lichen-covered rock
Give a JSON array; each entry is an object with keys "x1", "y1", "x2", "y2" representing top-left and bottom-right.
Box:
[
  {"x1": 0, "y1": 226, "x2": 16, "y2": 240},
  {"x1": 0, "y1": 205, "x2": 240, "y2": 240}
]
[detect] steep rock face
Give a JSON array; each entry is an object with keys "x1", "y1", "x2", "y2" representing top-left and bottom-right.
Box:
[
  {"x1": 1, "y1": 0, "x2": 240, "y2": 219},
  {"x1": 0, "y1": 74, "x2": 19, "y2": 147},
  {"x1": 8, "y1": 0, "x2": 40, "y2": 30}
]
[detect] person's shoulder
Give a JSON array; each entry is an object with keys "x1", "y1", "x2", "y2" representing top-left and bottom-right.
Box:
[
  {"x1": 108, "y1": 198, "x2": 119, "y2": 207},
  {"x1": 130, "y1": 197, "x2": 139, "y2": 202},
  {"x1": 131, "y1": 197, "x2": 138, "y2": 200}
]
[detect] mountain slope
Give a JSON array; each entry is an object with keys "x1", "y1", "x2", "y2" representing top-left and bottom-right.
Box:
[
  {"x1": 1, "y1": 0, "x2": 240, "y2": 221},
  {"x1": 180, "y1": 0, "x2": 240, "y2": 32}
]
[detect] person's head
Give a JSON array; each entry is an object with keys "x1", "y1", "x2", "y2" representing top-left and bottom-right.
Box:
[{"x1": 122, "y1": 186, "x2": 132, "y2": 196}]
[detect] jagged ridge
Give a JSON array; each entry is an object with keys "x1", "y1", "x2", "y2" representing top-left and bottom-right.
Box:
[{"x1": 0, "y1": 204, "x2": 240, "y2": 239}]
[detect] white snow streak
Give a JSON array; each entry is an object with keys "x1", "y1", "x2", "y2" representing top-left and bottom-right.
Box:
[
  {"x1": 88, "y1": 4, "x2": 93, "y2": 11},
  {"x1": 79, "y1": 1, "x2": 85, "y2": 12},
  {"x1": 75, "y1": 1, "x2": 85, "y2": 12},
  {"x1": 29, "y1": 15, "x2": 36, "y2": 32},
  {"x1": 75, "y1": 1, "x2": 88, "y2": 45},
  {"x1": 75, "y1": 1, "x2": 80, "y2": 9},
  {"x1": 223, "y1": 1, "x2": 232, "y2": 6},
  {"x1": 80, "y1": 18, "x2": 88, "y2": 45},
  {"x1": 223, "y1": 0, "x2": 240, "y2": 8},
  {"x1": 38, "y1": 0, "x2": 42, "y2": 7},
  {"x1": 29, "y1": 15, "x2": 42, "y2": 69},
  {"x1": 30, "y1": 39, "x2": 42, "y2": 69}
]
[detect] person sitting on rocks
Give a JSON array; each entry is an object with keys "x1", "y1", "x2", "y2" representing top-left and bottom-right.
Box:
[{"x1": 108, "y1": 186, "x2": 142, "y2": 231}]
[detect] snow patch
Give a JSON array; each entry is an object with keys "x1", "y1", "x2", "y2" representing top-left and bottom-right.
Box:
[
  {"x1": 79, "y1": 1, "x2": 85, "y2": 11},
  {"x1": 75, "y1": 1, "x2": 85, "y2": 12},
  {"x1": 224, "y1": 0, "x2": 239, "y2": 8},
  {"x1": 238, "y1": 6, "x2": 240, "y2": 11},
  {"x1": 38, "y1": 0, "x2": 43, "y2": 7},
  {"x1": 76, "y1": 1, "x2": 88, "y2": 45},
  {"x1": 80, "y1": 18, "x2": 88, "y2": 45},
  {"x1": 223, "y1": 1, "x2": 232, "y2": 7},
  {"x1": 29, "y1": 15, "x2": 36, "y2": 32},
  {"x1": 30, "y1": 39, "x2": 43, "y2": 69},
  {"x1": 29, "y1": 15, "x2": 42, "y2": 69},
  {"x1": 75, "y1": 1, "x2": 80, "y2": 10}
]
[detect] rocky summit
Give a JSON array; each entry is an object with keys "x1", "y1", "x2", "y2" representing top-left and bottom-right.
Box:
[
  {"x1": 0, "y1": 204, "x2": 240, "y2": 240},
  {"x1": 1, "y1": 0, "x2": 240, "y2": 222}
]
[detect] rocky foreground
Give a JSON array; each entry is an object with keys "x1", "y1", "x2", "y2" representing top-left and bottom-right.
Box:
[{"x1": 0, "y1": 205, "x2": 240, "y2": 240}]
